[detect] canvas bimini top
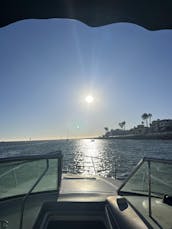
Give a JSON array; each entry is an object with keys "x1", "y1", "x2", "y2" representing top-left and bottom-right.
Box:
[{"x1": 1, "y1": 0, "x2": 172, "y2": 30}]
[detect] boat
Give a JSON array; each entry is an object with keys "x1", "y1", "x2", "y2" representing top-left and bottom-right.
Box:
[{"x1": 0, "y1": 152, "x2": 171, "y2": 229}]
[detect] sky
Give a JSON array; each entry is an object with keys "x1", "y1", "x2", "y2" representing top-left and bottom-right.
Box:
[{"x1": 0, "y1": 19, "x2": 172, "y2": 141}]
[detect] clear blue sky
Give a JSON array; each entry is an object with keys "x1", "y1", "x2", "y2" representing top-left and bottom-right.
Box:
[{"x1": 0, "y1": 19, "x2": 172, "y2": 141}]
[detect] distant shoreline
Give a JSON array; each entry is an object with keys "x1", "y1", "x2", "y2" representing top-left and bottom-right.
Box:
[
  {"x1": 1, "y1": 133, "x2": 172, "y2": 143},
  {"x1": 97, "y1": 132, "x2": 172, "y2": 140}
]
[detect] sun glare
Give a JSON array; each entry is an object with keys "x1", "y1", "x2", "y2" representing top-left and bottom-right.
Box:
[{"x1": 85, "y1": 95, "x2": 94, "y2": 103}]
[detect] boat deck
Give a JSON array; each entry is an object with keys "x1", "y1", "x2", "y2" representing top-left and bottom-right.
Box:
[
  {"x1": 61, "y1": 174, "x2": 120, "y2": 194},
  {"x1": 0, "y1": 174, "x2": 121, "y2": 229}
]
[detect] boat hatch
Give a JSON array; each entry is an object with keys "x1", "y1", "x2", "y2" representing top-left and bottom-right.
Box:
[
  {"x1": 118, "y1": 158, "x2": 172, "y2": 229},
  {"x1": 0, "y1": 151, "x2": 62, "y2": 229}
]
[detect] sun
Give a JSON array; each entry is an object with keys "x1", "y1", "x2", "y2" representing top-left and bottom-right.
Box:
[{"x1": 85, "y1": 95, "x2": 94, "y2": 103}]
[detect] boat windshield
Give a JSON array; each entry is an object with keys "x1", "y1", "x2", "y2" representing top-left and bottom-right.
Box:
[
  {"x1": 118, "y1": 158, "x2": 172, "y2": 197},
  {"x1": 0, "y1": 152, "x2": 62, "y2": 200}
]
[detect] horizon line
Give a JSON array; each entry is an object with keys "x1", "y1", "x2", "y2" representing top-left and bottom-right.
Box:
[{"x1": 0, "y1": 136, "x2": 98, "y2": 142}]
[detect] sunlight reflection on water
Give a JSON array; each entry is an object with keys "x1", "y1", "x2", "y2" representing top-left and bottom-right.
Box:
[
  {"x1": 63, "y1": 140, "x2": 100, "y2": 175},
  {"x1": 61, "y1": 139, "x2": 172, "y2": 179},
  {"x1": 70, "y1": 139, "x2": 112, "y2": 176}
]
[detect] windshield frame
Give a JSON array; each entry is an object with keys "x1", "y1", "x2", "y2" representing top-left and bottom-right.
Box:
[
  {"x1": 0, "y1": 151, "x2": 63, "y2": 200},
  {"x1": 118, "y1": 157, "x2": 172, "y2": 197}
]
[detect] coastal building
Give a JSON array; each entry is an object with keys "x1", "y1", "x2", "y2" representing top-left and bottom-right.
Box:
[
  {"x1": 150, "y1": 119, "x2": 172, "y2": 132},
  {"x1": 129, "y1": 119, "x2": 172, "y2": 134},
  {"x1": 129, "y1": 125, "x2": 148, "y2": 135},
  {"x1": 102, "y1": 119, "x2": 172, "y2": 138},
  {"x1": 109, "y1": 129, "x2": 125, "y2": 136}
]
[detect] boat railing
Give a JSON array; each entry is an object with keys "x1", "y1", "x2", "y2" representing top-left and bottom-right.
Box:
[
  {"x1": 118, "y1": 157, "x2": 172, "y2": 218},
  {"x1": 146, "y1": 158, "x2": 172, "y2": 217}
]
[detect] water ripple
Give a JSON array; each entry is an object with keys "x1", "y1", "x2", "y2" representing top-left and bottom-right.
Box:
[{"x1": 0, "y1": 139, "x2": 172, "y2": 180}]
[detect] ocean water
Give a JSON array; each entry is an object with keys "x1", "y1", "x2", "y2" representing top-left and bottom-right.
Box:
[{"x1": 0, "y1": 139, "x2": 172, "y2": 179}]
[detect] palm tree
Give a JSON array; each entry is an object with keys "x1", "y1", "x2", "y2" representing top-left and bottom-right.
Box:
[
  {"x1": 122, "y1": 121, "x2": 126, "y2": 130},
  {"x1": 141, "y1": 113, "x2": 148, "y2": 127},
  {"x1": 119, "y1": 122, "x2": 122, "y2": 129},
  {"x1": 104, "y1": 127, "x2": 109, "y2": 138},
  {"x1": 148, "y1": 113, "x2": 152, "y2": 126},
  {"x1": 119, "y1": 121, "x2": 126, "y2": 130},
  {"x1": 104, "y1": 127, "x2": 109, "y2": 132}
]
